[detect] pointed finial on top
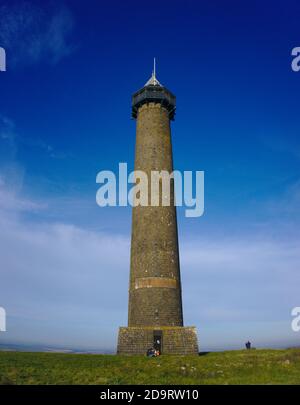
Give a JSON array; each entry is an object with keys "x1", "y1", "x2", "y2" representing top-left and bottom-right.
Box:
[{"x1": 145, "y1": 57, "x2": 161, "y2": 86}]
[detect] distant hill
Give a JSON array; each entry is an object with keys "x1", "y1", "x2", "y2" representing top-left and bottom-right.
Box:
[{"x1": 0, "y1": 342, "x2": 113, "y2": 355}]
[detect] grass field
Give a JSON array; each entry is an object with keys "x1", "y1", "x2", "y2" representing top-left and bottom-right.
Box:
[{"x1": 0, "y1": 349, "x2": 300, "y2": 385}]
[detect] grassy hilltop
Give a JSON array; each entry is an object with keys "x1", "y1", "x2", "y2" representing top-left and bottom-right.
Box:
[{"x1": 0, "y1": 349, "x2": 300, "y2": 385}]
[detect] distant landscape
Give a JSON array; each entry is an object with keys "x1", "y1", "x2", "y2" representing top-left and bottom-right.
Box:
[
  {"x1": 1, "y1": 349, "x2": 300, "y2": 385},
  {"x1": 0, "y1": 343, "x2": 113, "y2": 355}
]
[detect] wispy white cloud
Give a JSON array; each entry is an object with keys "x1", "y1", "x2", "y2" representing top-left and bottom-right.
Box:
[
  {"x1": 0, "y1": 115, "x2": 71, "y2": 162},
  {"x1": 0, "y1": 174, "x2": 46, "y2": 213},
  {"x1": 0, "y1": 175, "x2": 130, "y2": 349},
  {"x1": 0, "y1": 1, "x2": 75, "y2": 67}
]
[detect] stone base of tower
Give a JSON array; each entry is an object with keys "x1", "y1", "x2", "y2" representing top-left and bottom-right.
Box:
[{"x1": 117, "y1": 326, "x2": 199, "y2": 355}]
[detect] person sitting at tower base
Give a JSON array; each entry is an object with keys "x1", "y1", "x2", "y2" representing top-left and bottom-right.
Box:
[
  {"x1": 146, "y1": 347, "x2": 160, "y2": 357},
  {"x1": 146, "y1": 347, "x2": 156, "y2": 357}
]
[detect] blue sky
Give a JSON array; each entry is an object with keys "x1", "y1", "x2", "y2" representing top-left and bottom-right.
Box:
[{"x1": 0, "y1": 0, "x2": 300, "y2": 352}]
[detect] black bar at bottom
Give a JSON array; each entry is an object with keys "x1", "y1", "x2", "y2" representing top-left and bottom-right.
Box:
[{"x1": 0, "y1": 385, "x2": 298, "y2": 402}]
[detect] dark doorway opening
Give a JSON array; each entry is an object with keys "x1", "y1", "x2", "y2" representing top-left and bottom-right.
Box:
[{"x1": 153, "y1": 330, "x2": 163, "y2": 353}]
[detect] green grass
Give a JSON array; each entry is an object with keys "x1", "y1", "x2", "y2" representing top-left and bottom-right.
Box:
[{"x1": 0, "y1": 349, "x2": 300, "y2": 385}]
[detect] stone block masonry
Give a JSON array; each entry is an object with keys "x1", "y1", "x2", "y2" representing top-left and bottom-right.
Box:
[{"x1": 117, "y1": 326, "x2": 199, "y2": 355}]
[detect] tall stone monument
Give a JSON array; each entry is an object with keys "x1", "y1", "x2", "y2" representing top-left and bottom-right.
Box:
[{"x1": 117, "y1": 62, "x2": 198, "y2": 355}]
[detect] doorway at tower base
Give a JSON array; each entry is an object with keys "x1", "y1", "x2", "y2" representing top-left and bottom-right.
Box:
[{"x1": 117, "y1": 326, "x2": 199, "y2": 355}]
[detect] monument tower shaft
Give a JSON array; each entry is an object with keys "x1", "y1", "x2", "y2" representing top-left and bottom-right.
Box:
[
  {"x1": 117, "y1": 65, "x2": 198, "y2": 355},
  {"x1": 129, "y1": 102, "x2": 183, "y2": 327}
]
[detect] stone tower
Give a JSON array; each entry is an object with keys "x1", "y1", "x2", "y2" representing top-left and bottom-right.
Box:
[{"x1": 117, "y1": 63, "x2": 198, "y2": 355}]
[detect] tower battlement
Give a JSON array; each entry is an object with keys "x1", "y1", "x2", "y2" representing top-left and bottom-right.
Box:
[{"x1": 132, "y1": 84, "x2": 176, "y2": 120}]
